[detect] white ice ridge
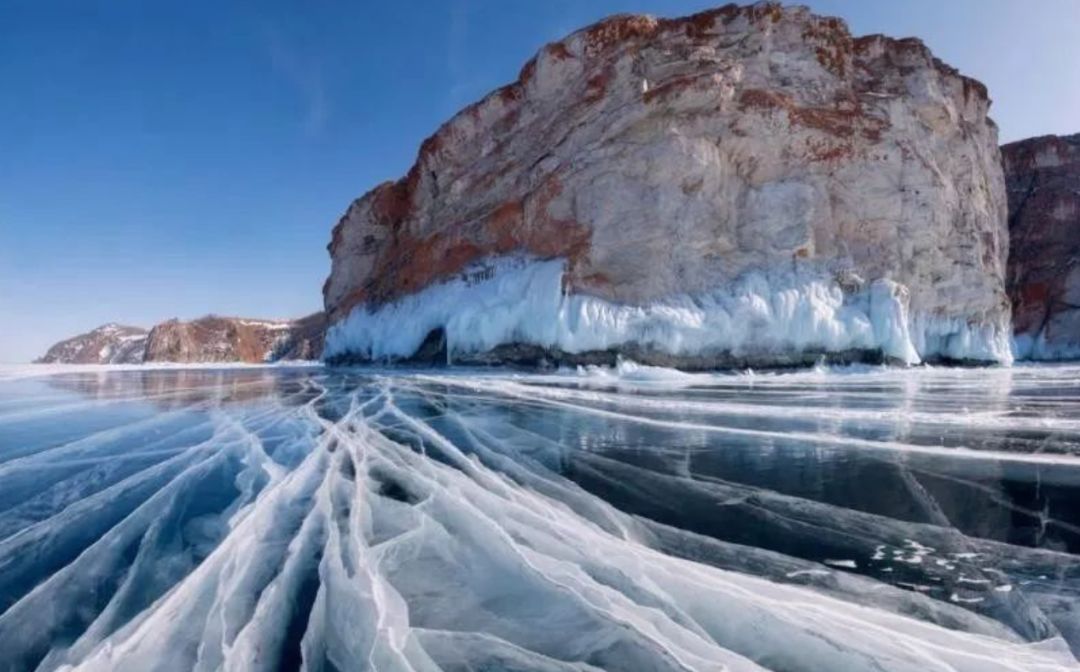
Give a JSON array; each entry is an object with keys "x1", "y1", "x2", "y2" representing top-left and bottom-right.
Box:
[{"x1": 324, "y1": 256, "x2": 1014, "y2": 365}]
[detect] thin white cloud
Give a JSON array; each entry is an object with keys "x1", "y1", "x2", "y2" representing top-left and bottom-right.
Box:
[
  {"x1": 261, "y1": 22, "x2": 329, "y2": 136},
  {"x1": 446, "y1": 0, "x2": 471, "y2": 108}
]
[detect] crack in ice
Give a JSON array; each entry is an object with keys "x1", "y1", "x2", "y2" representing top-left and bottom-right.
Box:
[{"x1": 0, "y1": 366, "x2": 1077, "y2": 670}]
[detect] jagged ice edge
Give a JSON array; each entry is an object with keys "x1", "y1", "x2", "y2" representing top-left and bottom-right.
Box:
[{"x1": 324, "y1": 256, "x2": 1014, "y2": 365}]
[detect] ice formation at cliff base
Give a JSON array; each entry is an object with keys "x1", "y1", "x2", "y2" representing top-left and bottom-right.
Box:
[{"x1": 324, "y1": 257, "x2": 1014, "y2": 368}]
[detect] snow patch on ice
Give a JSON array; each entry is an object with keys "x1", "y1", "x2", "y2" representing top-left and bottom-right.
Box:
[
  {"x1": 785, "y1": 569, "x2": 833, "y2": 578},
  {"x1": 823, "y1": 559, "x2": 858, "y2": 569},
  {"x1": 574, "y1": 359, "x2": 707, "y2": 387},
  {"x1": 325, "y1": 256, "x2": 1014, "y2": 366},
  {"x1": 950, "y1": 593, "x2": 987, "y2": 605}
]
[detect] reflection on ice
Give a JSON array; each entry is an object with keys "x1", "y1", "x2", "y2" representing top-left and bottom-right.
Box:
[{"x1": 0, "y1": 363, "x2": 1079, "y2": 670}]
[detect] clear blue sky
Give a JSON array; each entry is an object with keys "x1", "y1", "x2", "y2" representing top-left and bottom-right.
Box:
[{"x1": 2, "y1": 1, "x2": 1078, "y2": 362}]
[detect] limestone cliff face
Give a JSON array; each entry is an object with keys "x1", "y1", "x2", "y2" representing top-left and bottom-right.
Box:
[
  {"x1": 38, "y1": 314, "x2": 325, "y2": 365},
  {"x1": 36, "y1": 324, "x2": 147, "y2": 364},
  {"x1": 1003, "y1": 133, "x2": 1080, "y2": 360},
  {"x1": 323, "y1": 2, "x2": 1011, "y2": 366}
]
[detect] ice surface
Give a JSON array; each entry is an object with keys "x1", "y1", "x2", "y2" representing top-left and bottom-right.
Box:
[
  {"x1": 0, "y1": 364, "x2": 1078, "y2": 670},
  {"x1": 324, "y1": 256, "x2": 1014, "y2": 366}
]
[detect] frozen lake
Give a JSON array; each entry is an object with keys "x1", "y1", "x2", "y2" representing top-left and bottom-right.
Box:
[{"x1": 1, "y1": 362, "x2": 1079, "y2": 671}]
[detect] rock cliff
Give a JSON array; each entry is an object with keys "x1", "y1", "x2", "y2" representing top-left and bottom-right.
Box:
[
  {"x1": 35, "y1": 324, "x2": 148, "y2": 364},
  {"x1": 37, "y1": 314, "x2": 325, "y2": 365},
  {"x1": 1002, "y1": 133, "x2": 1080, "y2": 360},
  {"x1": 323, "y1": 2, "x2": 1012, "y2": 368},
  {"x1": 143, "y1": 314, "x2": 325, "y2": 364}
]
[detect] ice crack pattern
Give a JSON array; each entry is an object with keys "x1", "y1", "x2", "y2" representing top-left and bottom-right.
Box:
[{"x1": 1, "y1": 363, "x2": 1079, "y2": 671}]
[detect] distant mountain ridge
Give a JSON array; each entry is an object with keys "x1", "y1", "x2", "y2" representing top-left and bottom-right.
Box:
[
  {"x1": 36, "y1": 323, "x2": 149, "y2": 364},
  {"x1": 37, "y1": 313, "x2": 325, "y2": 364}
]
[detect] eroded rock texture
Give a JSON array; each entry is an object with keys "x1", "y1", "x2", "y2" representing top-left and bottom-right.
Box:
[
  {"x1": 1003, "y1": 134, "x2": 1080, "y2": 360},
  {"x1": 323, "y1": 2, "x2": 1010, "y2": 365},
  {"x1": 144, "y1": 314, "x2": 325, "y2": 364}
]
